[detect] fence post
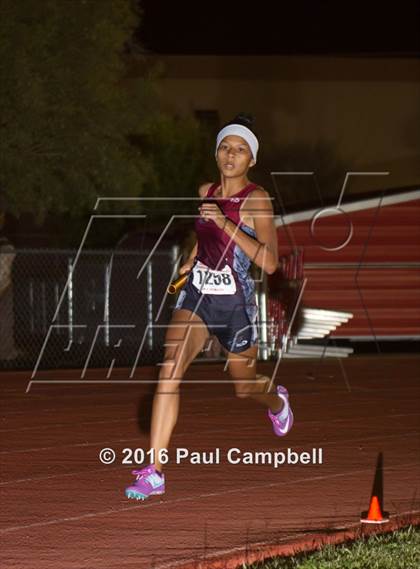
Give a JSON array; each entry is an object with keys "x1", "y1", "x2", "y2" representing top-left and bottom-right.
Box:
[
  {"x1": 54, "y1": 281, "x2": 61, "y2": 334},
  {"x1": 171, "y1": 244, "x2": 180, "y2": 272},
  {"x1": 28, "y1": 279, "x2": 35, "y2": 334},
  {"x1": 257, "y1": 271, "x2": 269, "y2": 361},
  {"x1": 67, "y1": 257, "x2": 74, "y2": 345},
  {"x1": 104, "y1": 260, "x2": 111, "y2": 347},
  {"x1": 147, "y1": 259, "x2": 153, "y2": 350}
]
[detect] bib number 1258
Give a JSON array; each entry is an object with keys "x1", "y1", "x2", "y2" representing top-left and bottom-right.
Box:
[{"x1": 192, "y1": 262, "x2": 236, "y2": 294}]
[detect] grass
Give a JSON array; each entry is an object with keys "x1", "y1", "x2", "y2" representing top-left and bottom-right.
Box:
[{"x1": 242, "y1": 525, "x2": 420, "y2": 569}]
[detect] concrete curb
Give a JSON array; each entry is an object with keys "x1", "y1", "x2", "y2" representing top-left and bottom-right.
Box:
[{"x1": 173, "y1": 511, "x2": 420, "y2": 569}]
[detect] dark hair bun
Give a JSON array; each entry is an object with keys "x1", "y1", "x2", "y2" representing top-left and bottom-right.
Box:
[{"x1": 230, "y1": 112, "x2": 255, "y2": 130}]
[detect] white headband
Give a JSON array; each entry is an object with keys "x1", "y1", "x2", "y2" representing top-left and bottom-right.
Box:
[{"x1": 215, "y1": 124, "x2": 259, "y2": 163}]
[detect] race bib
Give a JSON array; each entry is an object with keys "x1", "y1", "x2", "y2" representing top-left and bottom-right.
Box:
[{"x1": 192, "y1": 261, "x2": 236, "y2": 295}]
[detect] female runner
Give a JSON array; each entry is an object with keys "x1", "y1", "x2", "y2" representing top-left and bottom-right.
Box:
[{"x1": 125, "y1": 114, "x2": 294, "y2": 500}]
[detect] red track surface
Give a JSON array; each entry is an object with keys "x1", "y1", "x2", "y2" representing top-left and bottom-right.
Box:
[{"x1": 1, "y1": 355, "x2": 419, "y2": 568}]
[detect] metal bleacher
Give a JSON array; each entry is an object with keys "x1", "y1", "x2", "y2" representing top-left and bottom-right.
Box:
[{"x1": 264, "y1": 249, "x2": 354, "y2": 359}]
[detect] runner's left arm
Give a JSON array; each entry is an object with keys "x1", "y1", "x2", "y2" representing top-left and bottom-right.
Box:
[{"x1": 209, "y1": 188, "x2": 278, "y2": 274}]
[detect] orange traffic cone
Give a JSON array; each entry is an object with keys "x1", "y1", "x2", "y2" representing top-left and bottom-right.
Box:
[
  {"x1": 361, "y1": 495, "x2": 389, "y2": 524},
  {"x1": 360, "y1": 453, "x2": 389, "y2": 524}
]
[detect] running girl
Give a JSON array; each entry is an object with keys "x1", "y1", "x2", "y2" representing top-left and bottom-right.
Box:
[{"x1": 125, "y1": 114, "x2": 294, "y2": 500}]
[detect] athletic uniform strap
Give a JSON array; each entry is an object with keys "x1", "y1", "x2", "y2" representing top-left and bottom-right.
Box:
[{"x1": 205, "y1": 183, "x2": 218, "y2": 198}]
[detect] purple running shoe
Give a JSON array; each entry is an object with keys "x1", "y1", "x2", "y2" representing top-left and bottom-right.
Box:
[
  {"x1": 125, "y1": 465, "x2": 165, "y2": 501},
  {"x1": 267, "y1": 385, "x2": 294, "y2": 436}
]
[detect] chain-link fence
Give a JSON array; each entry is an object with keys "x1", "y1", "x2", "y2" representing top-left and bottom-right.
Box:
[
  {"x1": 0, "y1": 247, "x2": 182, "y2": 371},
  {"x1": 0, "y1": 247, "x2": 305, "y2": 372}
]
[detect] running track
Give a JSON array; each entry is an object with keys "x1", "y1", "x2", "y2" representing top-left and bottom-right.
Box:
[{"x1": 1, "y1": 355, "x2": 419, "y2": 568}]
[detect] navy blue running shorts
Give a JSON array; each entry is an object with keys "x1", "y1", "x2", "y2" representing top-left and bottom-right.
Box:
[{"x1": 173, "y1": 272, "x2": 259, "y2": 353}]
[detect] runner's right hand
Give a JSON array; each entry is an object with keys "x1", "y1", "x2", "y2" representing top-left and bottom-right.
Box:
[{"x1": 179, "y1": 261, "x2": 193, "y2": 275}]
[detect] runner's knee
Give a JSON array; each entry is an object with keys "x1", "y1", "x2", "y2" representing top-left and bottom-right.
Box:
[
  {"x1": 156, "y1": 370, "x2": 183, "y2": 393},
  {"x1": 158, "y1": 355, "x2": 185, "y2": 382},
  {"x1": 234, "y1": 383, "x2": 253, "y2": 399}
]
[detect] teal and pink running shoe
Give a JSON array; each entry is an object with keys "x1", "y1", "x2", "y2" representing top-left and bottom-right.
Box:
[
  {"x1": 125, "y1": 465, "x2": 165, "y2": 501},
  {"x1": 268, "y1": 385, "x2": 294, "y2": 436}
]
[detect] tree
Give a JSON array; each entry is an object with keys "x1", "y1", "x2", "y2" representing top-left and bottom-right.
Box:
[
  {"x1": 134, "y1": 112, "x2": 216, "y2": 220},
  {"x1": 0, "y1": 0, "x2": 154, "y2": 223}
]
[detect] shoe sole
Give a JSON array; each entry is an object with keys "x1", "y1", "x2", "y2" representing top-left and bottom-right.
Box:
[{"x1": 125, "y1": 489, "x2": 165, "y2": 500}]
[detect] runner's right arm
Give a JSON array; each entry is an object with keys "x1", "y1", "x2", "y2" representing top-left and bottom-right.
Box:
[{"x1": 179, "y1": 183, "x2": 212, "y2": 275}]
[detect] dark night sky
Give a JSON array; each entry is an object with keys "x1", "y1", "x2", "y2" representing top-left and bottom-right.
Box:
[{"x1": 137, "y1": 1, "x2": 420, "y2": 56}]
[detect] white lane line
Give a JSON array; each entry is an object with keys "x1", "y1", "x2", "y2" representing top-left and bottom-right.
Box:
[
  {"x1": 0, "y1": 417, "x2": 138, "y2": 433},
  {"x1": 1, "y1": 413, "x2": 419, "y2": 455}
]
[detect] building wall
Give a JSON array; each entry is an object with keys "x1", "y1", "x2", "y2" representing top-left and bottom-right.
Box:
[{"x1": 128, "y1": 55, "x2": 420, "y2": 200}]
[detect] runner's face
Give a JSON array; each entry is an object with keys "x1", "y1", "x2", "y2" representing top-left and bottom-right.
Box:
[{"x1": 216, "y1": 135, "x2": 255, "y2": 176}]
